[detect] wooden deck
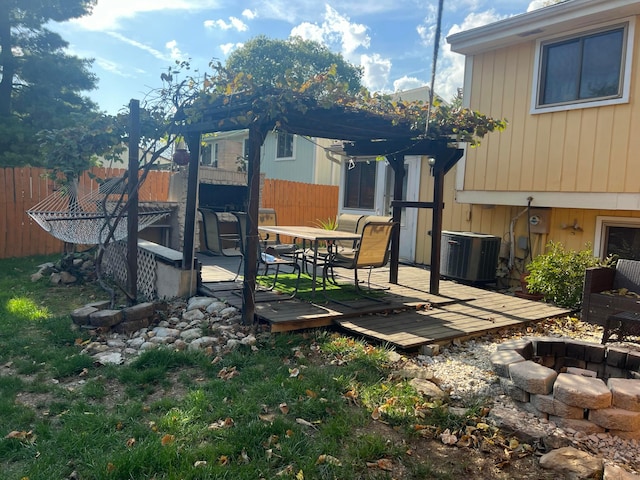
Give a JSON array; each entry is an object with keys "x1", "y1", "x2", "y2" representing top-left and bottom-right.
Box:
[{"x1": 198, "y1": 254, "x2": 571, "y2": 350}]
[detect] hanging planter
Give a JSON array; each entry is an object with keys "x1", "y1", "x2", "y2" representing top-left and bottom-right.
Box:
[{"x1": 173, "y1": 148, "x2": 190, "y2": 166}]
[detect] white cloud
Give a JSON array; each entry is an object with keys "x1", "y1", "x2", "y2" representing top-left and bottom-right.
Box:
[
  {"x1": 242, "y1": 9, "x2": 257, "y2": 19},
  {"x1": 95, "y1": 57, "x2": 136, "y2": 78},
  {"x1": 435, "y1": 9, "x2": 506, "y2": 101},
  {"x1": 204, "y1": 17, "x2": 248, "y2": 32},
  {"x1": 289, "y1": 5, "x2": 369, "y2": 56},
  {"x1": 360, "y1": 53, "x2": 391, "y2": 92},
  {"x1": 106, "y1": 31, "x2": 167, "y2": 60},
  {"x1": 166, "y1": 40, "x2": 186, "y2": 61},
  {"x1": 393, "y1": 76, "x2": 426, "y2": 93},
  {"x1": 527, "y1": 0, "x2": 562, "y2": 11},
  {"x1": 220, "y1": 42, "x2": 243, "y2": 56},
  {"x1": 71, "y1": 0, "x2": 222, "y2": 31},
  {"x1": 290, "y1": 22, "x2": 325, "y2": 44}
]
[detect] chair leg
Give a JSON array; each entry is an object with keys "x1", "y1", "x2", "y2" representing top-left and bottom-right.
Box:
[{"x1": 233, "y1": 253, "x2": 243, "y2": 282}]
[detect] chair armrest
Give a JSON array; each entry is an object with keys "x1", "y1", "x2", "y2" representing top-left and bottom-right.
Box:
[{"x1": 584, "y1": 266, "x2": 615, "y2": 294}]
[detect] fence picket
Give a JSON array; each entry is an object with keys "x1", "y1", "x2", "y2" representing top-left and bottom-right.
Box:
[{"x1": 1, "y1": 167, "x2": 339, "y2": 259}]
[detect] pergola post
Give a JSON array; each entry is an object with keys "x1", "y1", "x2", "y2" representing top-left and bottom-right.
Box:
[
  {"x1": 429, "y1": 164, "x2": 444, "y2": 295},
  {"x1": 241, "y1": 124, "x2": 266, "y2": 325},
  {"x1": 388, "y1": 153, "x2": 405, "y2": 284},
  {"x1": 183, "y1": 133, "x2": 201, "y2": 271}
]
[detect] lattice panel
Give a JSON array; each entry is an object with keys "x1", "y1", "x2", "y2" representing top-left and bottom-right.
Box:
[{"x1": 102, "y1": 241, "x2": 157, "y2": 301}]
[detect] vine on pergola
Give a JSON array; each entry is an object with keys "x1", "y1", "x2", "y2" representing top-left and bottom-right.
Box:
[{"x1": 172, "y1": 60, "x2": 507, "y2": 146}]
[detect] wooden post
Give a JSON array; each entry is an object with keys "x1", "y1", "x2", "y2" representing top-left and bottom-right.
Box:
[
  {"x1": 389, "y1": 153, "x2": 405, "y2": 284},
  {"x1": 430, "y1": 164, "x2": 444, "y2": 295},
  {"x1": 183, "y1": 133, "x2": 201, "y2": 272},
  {"x1": 126, "y1": 99, "x2": 140, "y2": 305},
  {"x1": 241, "y1": 124, "x2": 265, "y2": 325}
]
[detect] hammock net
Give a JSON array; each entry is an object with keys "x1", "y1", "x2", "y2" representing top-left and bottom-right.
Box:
[{"x1": 27, "y1": 177, "x2": 172, "y2": 245}]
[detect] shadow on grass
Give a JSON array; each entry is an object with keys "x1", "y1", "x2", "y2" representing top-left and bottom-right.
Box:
[{"x1": 256, "y1": 273, "x2": 386, "y2": 303}]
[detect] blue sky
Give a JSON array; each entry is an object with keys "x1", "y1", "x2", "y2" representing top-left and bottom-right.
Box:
[{"x1": 51, "y1": 0, "x2": 548, "y2": 114}]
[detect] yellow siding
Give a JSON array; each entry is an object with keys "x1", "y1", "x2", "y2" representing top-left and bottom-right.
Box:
[{"x1": 464, "y1": 19, "x2": 640, "y2": 194}]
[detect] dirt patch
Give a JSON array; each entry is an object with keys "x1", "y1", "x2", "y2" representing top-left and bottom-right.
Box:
[{"x1": 357, "y1": 420, "x2": 560, "y2": 479}]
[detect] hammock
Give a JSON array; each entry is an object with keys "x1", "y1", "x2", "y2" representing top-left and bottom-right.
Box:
[{"x1": 27, "y1": 177, "x2": 172, "y2": 245}]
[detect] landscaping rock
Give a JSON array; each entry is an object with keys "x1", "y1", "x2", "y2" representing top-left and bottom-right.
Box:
[
  {"x1": 509, "y1": 360, "x2": 557, "y2": 394},
  {"x1": 589, "y1": 408, "x2": 640, "y2": 432},
  {"x1": 554, "y1": 373, "x2": 612, "y2": 410},
  {"x1": 539, "y1": 446, "x2": 603, "y2": 479},
  {"x1": 608, "y1": 378, "x2": 640, "y2": 412},
  {"x1": 409, "y1": 378, "x2": 445, "y2": 400},
  {"x1": 89, "y1": 309, "x2": 123, "y2": 328}
]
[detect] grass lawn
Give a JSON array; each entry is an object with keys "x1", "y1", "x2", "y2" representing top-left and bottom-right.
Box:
[
  {"x1": 256, "y1": 272, "x2": 386, "y2": 303},
  {"x1": 0, "y1": 255, "x2": 557, "y2": 480}
]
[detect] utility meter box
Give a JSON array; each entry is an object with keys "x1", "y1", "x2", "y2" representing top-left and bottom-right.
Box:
[{"x1": 528, "y1": 208, "x2": 551, "y2": 234}]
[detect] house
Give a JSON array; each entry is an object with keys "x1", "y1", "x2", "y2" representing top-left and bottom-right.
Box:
[
  {"x1": 439, "y1": 0, "x2": 640, "y2": 281},
  {"x1": 201, "y1": 129, "x2": 340, "y2": 186},
  {"x1": 336, "y1": 86, "x2": 434, "y2": 263}
]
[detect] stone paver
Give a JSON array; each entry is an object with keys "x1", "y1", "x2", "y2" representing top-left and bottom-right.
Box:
[
  {"x1": 553, "y1": 373, "x2": 612, "y2": 410},
  {"x1": 608, "y1": 378, "x2": 640, "y2": 412},
  {"x1": 509, "y1": 360, "x2": 557, "y2": 395},
  {"x1": 490, "y1": 350, "x2": 526, "y2": 377},
  {"x1": 589, "y1": 408, "x2": 640, "y2": 432}
]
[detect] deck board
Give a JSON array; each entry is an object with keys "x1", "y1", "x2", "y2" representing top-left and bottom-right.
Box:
[{"x1": 198, "y1": 254, "x2": 572, "y2": 349}]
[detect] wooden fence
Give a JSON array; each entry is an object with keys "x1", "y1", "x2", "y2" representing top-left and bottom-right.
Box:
[{"x1": 0, "y1": 167, "x2": 338, "y2": 259}]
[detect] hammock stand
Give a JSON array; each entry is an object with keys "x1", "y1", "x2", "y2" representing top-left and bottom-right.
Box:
[{"x1": 27, "y1": 177, "x2": 172, "y2": 245}]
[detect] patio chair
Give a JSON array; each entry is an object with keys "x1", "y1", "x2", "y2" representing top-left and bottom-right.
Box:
[
  {"x1": 199, "y1": 209, "x2": 243, "y2": 258},
  {"x1": 258, "y1": 208, "x2": 297, "y2": 256},
  {"x1": 234, "y1": 211, "x2": 301, "y2": 299},
  {"x1": 318, "y1": 214, "x2": 392, "y2": 279},
  {"x1": 300, "y1": 213, "x2": 365, "y2": 273},
  {"x1": 322, "y1": 222, "x2": 397, "y2": 302}
]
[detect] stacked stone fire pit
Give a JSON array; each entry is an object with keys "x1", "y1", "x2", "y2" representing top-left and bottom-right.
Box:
[{"x1": 491, "y1": 337, "x2": 640, "y2": 440}]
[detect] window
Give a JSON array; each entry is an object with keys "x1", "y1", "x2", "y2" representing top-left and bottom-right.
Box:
[
  {"x1": 532, "y1": 21, "x2": 633, "y2": 112},
  {"x1": 344, "y1": 160, "x2": 376, "y2": 209},
  {"x1": 212, "y1": 143, "x2": 219, "y2": 168},
  {"x1": 276, "y1": 132, "x2": 294, "y2": 159},
  {"x1": 595, "y1": 217, "x2": 640, "y2": 261}
]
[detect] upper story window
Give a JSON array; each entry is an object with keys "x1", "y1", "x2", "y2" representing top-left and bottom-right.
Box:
[
  {"x1": 276, "y1": 132, "x2": 294, "y2": 159},
  {"x1": 532, "y1": 20, "x2": 634, "y2": 113}
]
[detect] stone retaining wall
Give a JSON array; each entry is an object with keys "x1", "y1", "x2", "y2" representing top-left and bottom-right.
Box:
[{"x1": 491, "y1": 337, "x2": 640, "y2": 440}]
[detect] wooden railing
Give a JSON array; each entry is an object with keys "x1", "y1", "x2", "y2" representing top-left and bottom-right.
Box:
[{"x1": 0, "y1": 167, "x2": 338, "y2": 259}]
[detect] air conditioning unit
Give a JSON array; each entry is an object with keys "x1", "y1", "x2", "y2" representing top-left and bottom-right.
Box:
[{"x1": 440, "y1": 231, "x2": 501, "y2": 283}]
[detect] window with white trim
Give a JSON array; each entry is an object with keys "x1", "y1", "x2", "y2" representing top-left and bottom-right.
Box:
[
  {"x1": 276, "y1": 132, "x2": 294, "y2": 159},
  {"x1": 595, "y1": 216, "x2": 640, "y2": 261},
  {"x1": 532, "y1": 20, "x2": 634, "y2": 113},
  {"x1": 344, "y1": 160, "x2": 376, "y2": 209}
]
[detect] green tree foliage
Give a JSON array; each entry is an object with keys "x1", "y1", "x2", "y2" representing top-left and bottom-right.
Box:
[
  {"x1": 225, "y1": 36, "x2": 363, "y2": 94},
  {"x1": 0, "y1": 0, "x2": 102, "y2": 166}
]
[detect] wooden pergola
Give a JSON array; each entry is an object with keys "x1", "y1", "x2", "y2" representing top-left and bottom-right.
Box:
[{"x1": 178, "y1": 91, "x2": 463, "y2": 324}]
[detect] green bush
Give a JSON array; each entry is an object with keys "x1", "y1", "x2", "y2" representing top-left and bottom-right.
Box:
[{"x1": 525, "y1": 241, "x2": 611, "y2": 309}]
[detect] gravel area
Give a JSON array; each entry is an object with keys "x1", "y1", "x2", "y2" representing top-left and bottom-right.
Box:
[{"x1": 412, "y1": 317, "x2": 640, "y2": 475}]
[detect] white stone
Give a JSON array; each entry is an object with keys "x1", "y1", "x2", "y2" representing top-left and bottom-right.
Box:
[
  {"x1": 93, "y1": 352, "x2": 123, "y2": 365},
  {"x1": 183, "y1": 309, "x2": 205, "y2": 322},
  {"x1": 180, "y1": 328, "x2": 202, "y2": 341},
  {"x1": 220, "y1": 306, "x2": 238, "y2": 319},
  {"x1": 127, "y1": 337, "x2": 145, "y2": 348},
  {"x1": 140, "y1": 342, "x2": 156, "y2": 350},
  {"x1": 153, "y1": 327, "x2": 180, "y2": 338},
  {"x1": 226, "y1": 339, "x2": 240, "y2": 349},
  {"x1": 106, "y1": 340, "x2": 126, "y2": 348},
  {"x1": 240, "y1": 335, "x2": 257, "y2": 346},
  {"x1": 187, "y1": 297, "x2": 216, "y2": 311},
  {"x1": 205, "y1": 302, "x2": 227, "y2": 314}
]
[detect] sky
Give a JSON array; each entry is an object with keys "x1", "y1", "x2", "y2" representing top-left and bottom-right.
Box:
[{"x1": 51, "y1": 0, "x2": 551, "y2": 114}]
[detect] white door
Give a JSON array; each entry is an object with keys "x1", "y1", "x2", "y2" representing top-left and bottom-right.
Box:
[{"x1": 382, "y1": 156, "x2": 420, "y2": 262}]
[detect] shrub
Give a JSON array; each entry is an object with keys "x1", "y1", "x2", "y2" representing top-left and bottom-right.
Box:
[{"x1": 525, "y1": 241, "x2": 611, "y2": 309}]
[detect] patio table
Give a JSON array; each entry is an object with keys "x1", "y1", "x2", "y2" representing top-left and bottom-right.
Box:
[{"x1": 258, "y1": 225, "x2": 361, "y2": 296}]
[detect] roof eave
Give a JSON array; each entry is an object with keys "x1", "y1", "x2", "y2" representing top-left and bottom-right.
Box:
[{"x1": 447, "y1": 0, "x2": 640, "y2": 55}]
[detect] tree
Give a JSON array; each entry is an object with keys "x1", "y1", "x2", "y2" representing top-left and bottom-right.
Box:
[
  {"x1": 0, "y1": 0, "x2": 100, "y2": 166},
  {"x1": 225, "y1": 36, "x2": 363, "y2": 95}
]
